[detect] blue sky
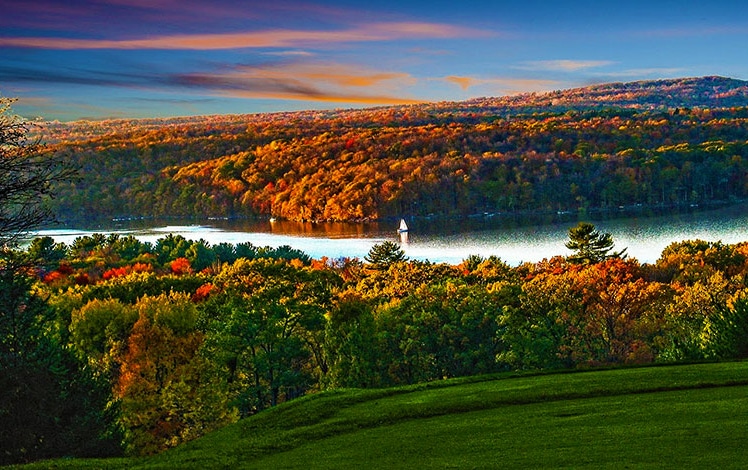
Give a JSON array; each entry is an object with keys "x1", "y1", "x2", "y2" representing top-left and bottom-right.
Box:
[{"x1": 1, "y1": 0, "x2": 747, "y2": 121}]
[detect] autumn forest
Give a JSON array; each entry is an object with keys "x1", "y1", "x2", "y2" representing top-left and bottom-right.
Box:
[{"x1": 43, "y1": 76, "x2": 748, "y2": 223}]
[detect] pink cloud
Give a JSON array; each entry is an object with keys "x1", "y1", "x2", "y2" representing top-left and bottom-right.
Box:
[
  {"x1": 515, "y1": 60, "x2": 614, "y2": 72},
  {"x1": 0, "y1": 21, "x2": 491, "y2": 50}
]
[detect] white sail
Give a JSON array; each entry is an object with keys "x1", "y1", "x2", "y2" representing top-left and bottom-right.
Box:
[{"x1": 398, "y1": 219, "x2": 408, "y2": 233}]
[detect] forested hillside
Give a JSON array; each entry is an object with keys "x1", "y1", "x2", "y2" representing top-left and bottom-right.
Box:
[{"x1": 42, "y1": 76, "x2": 748, "y2": 222}]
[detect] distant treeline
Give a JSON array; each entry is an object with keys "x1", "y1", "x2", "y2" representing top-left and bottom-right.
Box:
[{"x1": 43, "y1": 87, "x2": 748, "y2": 223}]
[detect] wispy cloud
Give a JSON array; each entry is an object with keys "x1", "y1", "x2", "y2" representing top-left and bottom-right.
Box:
[
  {"x1": 174, "y1": 62, "x2": 422, "y2": 104},
  {"x1": 592, "y1": 67, "x2": 687, "y2": 78},
  {"x1": 0, "y1": 62, "x2": 161, "y2": 88},
  {"x1": 514, "y1": 60, "x2": 614, "y2": 72},
  {"x1": 11, "y1": 96, "x2": 124, "y2": 122},
  {"x1": 445, "y1": 76, "x2": 478, "y2": 90},
  {"x1": 0, "y1": 22, "x2": 491, "y2": 50},
  {"x1": 263, "y1": 50, "x2": 316, "y2": 57},
  {"x1": 444, "y1": 76, "x2": 561, "y2": 94},
  {"x1": 0, "y1": 54, "x2": 422, "y2": 105},
  {"x1": 632, "y1": 25, "x2": 748, "y2": 39},
  {"x1": 0, "y1": 0, "x2": 260, "y2": 31}
]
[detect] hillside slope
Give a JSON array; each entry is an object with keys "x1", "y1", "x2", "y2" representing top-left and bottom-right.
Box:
[
  {"x1": 18, "y1": 362, "x2": 748, "y2": 469},
  {"x1": 463, "y1": 75, "x2": 748, "y2": 111}
]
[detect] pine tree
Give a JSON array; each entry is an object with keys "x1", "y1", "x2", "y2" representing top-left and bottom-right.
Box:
[
  {"x1": 364, "y1": 241, "x2": 407, "y2": 270},
  {"x1": 565, "y1": 222, "x2": 626, "y2": 264}
]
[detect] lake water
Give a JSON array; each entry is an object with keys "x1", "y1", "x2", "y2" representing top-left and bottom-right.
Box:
[{"x1": 35, "y1": 204, "x2": 748, "y2": 266}]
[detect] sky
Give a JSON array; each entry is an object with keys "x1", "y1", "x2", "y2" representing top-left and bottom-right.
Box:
[{"x1": 1, "y1": 0, "x2": 747, "y2": 121}]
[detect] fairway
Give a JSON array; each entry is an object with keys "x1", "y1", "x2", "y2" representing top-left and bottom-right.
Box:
[{"x1": 250, "y1": 386, "x2": 748, "y2": 469}]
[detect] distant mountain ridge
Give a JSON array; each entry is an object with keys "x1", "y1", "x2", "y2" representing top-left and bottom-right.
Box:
[
  {"x1": 40, "y1": 76, "x2": 748, "y2": 129},
  {"x1": 462, "y1": 76, "x2": 748, "y2": 112}
]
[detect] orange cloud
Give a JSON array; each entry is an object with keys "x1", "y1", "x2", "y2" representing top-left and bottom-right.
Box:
[
  {"x1": 444, "y1": 76, "x2": 561, "y2": 94},
  {"x1": 214, "y1": 89, "x2": 423, "y2": 105},
  {"x1": 176, "y1": 62, "x2": 422, "y2": 105},
  {"x1": 445, "y1": 76, "x2": 478, "y2": 90},
  {"x1": 0, "y1": 22, "x2": 491, "y2": 50}
]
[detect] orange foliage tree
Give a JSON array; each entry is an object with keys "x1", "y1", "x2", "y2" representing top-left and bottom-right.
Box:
[{"x1": 115, "y1": 293, "x2": 236, "y2": 455}]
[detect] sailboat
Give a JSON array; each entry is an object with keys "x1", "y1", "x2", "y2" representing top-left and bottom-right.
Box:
[
  {"x1": 397, "y1": 218, "x2": 409, "y2": 244},
  {"x1": 397, "y1": 218, "x2": 409, "y2": 233}
]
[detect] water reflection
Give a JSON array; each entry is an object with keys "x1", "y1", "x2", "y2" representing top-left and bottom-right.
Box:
[{"x1": 34, "y1": 204, "x2": 748, "y2": 266}]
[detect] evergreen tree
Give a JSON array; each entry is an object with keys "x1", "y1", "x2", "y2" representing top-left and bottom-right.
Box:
[
  {"x1": 364, "y1": 241, "x2": 407, "y2": 270},
  {"x1": 565, "y1": 222, "x2": 626, "y2": 264}
]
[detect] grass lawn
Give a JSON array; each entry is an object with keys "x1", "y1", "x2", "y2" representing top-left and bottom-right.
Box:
[
  {"x1": 251, "y1": 386, "x2": 747, "y2": 469},
  {"x1": 13, "y1": 361, "x2": 748, "y2": 469}
]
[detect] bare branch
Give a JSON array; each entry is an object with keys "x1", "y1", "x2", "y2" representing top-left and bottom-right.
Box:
[{"x1": 0, "y1": 98, "x2": 77, "y2": 246}]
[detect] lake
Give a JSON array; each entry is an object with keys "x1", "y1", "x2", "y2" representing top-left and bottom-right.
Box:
[{"x1": 35, "y1": 204, "x2": 748, "y2": 266}]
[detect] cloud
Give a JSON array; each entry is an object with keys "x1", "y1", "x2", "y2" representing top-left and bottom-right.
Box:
[
  {"x1": 444, "y1": 76, "x2": 560, "y2": 94},
  {"x1": 445, "y1": 76, "x2": 478, "y2": 91},
  {"x1": 0, "y1": 21, "x2": 491, "y2": 50},
  {"x1": 632, "y1": 25, "x2": 748, "y2": 39},
  {"x1": 0, "y1": 62, "x2": 162, "y2": 88},
  {"x1": 514, "y1": 60, "x2": 615, "y2": 72},
  {"x1": 173, "y1": 62, "x2": 423, "y2": 104},
  {"x1": 0, "y1": 54, "x2": 422, "y2": 105},
  {"x1": 592, "y1": 67, "x2": 686, "y2": 78},
  {"x1": 263, "y1": 50, "x2": 316, "y2": 57},
  {"x1": 0, "y1": 0, "x2": 260, "y2": 32},
  {"x1": 8, "y1": 95, "x2": 53, "y2": 108},
  {"x1": 9, "y1": 95, "x2": 121, "y2": 122}
]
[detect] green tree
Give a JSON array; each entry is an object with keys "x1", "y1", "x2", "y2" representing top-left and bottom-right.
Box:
[
  {"x1": 500, "y1": 268, "x2": 581, "y2": 370},
  {"x1": 565, "y1": 222, "x2": 626, "y2": 264},
  {"x1": 323, "y1": 293, "x2": 381, "y2": 388},
  {"x1": 375, "y1": 281, "x2": 513, "y2": 384},
  {"x1": 109, "y1": 235, "x2": 152, "y2": 262},
  {"x1": 658, "y1": 272, "x2": 731, "y2": 361},
  {"x1": 155, "y1": 234, "x2": 190, "y2": 266},
  {"x1": 701, "y1": 292, "x2": 748, "y2": 359},
  {"x1": 26, "y1": 235, "x2": 67, "y2": 273},
  {"x1": 70, "y1": 233, "x2": 108, "y2": 260},
  {"x1": 204, "y1": 259, "x2": 330, "y2": 414},
  {"x1": 69, "y1": 298, "x2": 138, "y2": 380},
  {"x1": 185, "y1": 239, "x2": 216, "y2": 272},
  {"x1": 364, "y1": 241, "x2": 407, "y2": 270}
]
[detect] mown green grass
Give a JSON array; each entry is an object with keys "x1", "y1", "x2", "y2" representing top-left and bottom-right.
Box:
[
  {"x1": 14, "y1": 362, "x2": 748, "y2": 469},
  {"x1": 251, "y1": 386, "x2": 748, "y2": 469}
]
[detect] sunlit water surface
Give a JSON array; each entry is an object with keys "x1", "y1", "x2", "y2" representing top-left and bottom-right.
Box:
[{"x1": 35, "y1": 204, "x2": 748, "y2": 266}]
